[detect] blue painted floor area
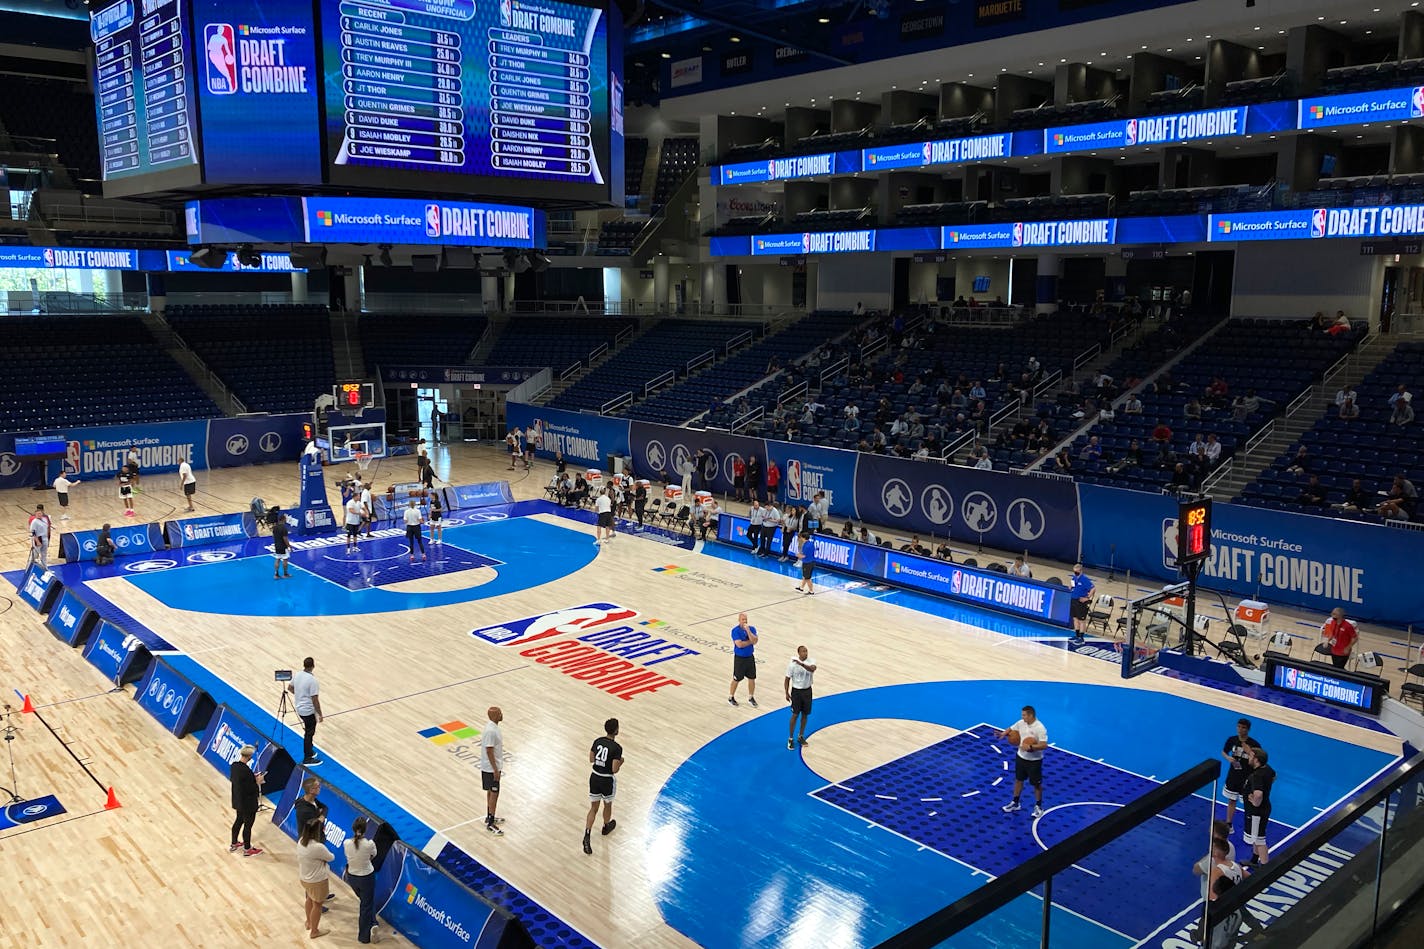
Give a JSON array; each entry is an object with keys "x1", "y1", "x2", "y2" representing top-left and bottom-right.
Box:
[
  {"x1": 125, "y1": 515, "x2": 598, "y2": 616},
  {"x1": 649, "y1": 680, "x2": 1398, "y2": 949}
]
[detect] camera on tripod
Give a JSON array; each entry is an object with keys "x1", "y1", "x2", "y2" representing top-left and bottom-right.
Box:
[{"x1": 275, "y1": 669, "x2": 293, "y2": 682}]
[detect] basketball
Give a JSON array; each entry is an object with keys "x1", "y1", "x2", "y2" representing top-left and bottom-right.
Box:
[{"x1": 1004, "y1": 728, "x2": 1021, "y2": 747}]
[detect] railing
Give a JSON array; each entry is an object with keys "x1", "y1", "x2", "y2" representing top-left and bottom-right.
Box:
[
  {"x1": 42, "y1": 203, "x2": 176, "y2": 226},
  {"x1": 1286, "y1": 385, "x2": 1317, "y2": 419},
  {"x1": 1072, "y1": 343, "x2": 1101, "y2": 372},
  {"x1": 600, "y1": 392, "x2": 633, "y2": 414},
  {"x1": 942, "y1": 429, "x2": 977, "y2": 461},
  {"x1": 725, "y1": 329, "x2": 753, "y2": 353},
  {"x1": 988, "y1": 399, "x2": 1021, "y2": 430},
  {"x1": 1321, "y1": 351, "x2": 1350, "y2": 389},
  {"x1": 506, "y1": 368, "x2": 552, "y2": 404},
  {"x1": 1021, "y1": 468, "x2": 1073, "y2": 481},
  {"x1": 644, "y1": 370, "x2": 675, "y2": 396},
  {"x1": 940, "y1": 306, "x2": 1029, "y2": 327},
  {"x1": 731, "y1": 406, "x2": 764, "y2": 434},
  {"x1": 861, "y1": 335, "x2": 889, "y2": 361},
  {"x1": 588, "y1": 342, "x2": 609, "y2": 364},
  {"x1": 1244, "y1": 419, "x2": 1276, "y2": 455},
  {"x1": 1033, "y1": 369, "x2": 1062, "y2": 398},
  {"x1": 687, "y1": 348, "x2": 716, "y2": 374},
  {"x1": 817, "y1": 356, "x2": 849, "y2": 391},
  {"x1": 1387, "y1": 518, "x2": 1424, "y2": 532},
  {"x1": 779, "y1": 379, "x2": 809, "y2": 406},
  {"x1": 615, "y1": 324, "x2": 635, "y2": 347},
  {"x1": 559, "y1": 361, "x2": 583, "y2": 382},
  {"x1": 1201, "y1": 457, "x2": 1235, "y2": 494}
]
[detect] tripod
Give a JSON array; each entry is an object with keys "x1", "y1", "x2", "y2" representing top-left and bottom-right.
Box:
[{"x1": 0, "y1": 704, "x2": 23, "y2": 804}]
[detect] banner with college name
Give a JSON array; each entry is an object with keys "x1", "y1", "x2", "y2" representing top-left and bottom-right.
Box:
[
  {"x1": 82, "y1": 619, "x2": 150, "y2": 684},
  {"x1": 272, "y1": 766, "x2": 387, "y2": 879}
]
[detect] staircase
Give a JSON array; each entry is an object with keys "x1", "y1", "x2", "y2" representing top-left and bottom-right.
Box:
[
  {"x1": 141, "y1": 310, "x2": 247, "y2": 415},
  {"x1": 1207, "y1": 332, "x2": 1396, "y2": 500},
  {"x1": 330, "y1": 309, "x2": 365, "y2": 379},
  {"x1": 466, "y1": 312, "x2": 509, "y2": 365},
  {"x1": 533, "y1": 317, "x2": 664, "y2": 406}
]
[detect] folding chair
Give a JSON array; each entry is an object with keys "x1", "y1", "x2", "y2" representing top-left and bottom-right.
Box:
[
  {"x1": 1401, "y1": 647, "x2": 1424, "y2": 710},
  {"x1": 1087, "y1": 594, "x2": 1115, "y2": 634},
  {"x1": 1267, "y1": 630, "x2": 1293, "y2": 657},
  {"x1": 1353, "y1": 651, "x2": 1382, "y2": 675}
]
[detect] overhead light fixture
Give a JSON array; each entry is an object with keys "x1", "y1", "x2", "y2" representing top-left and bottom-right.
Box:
[
  {"x1": 660, "y1": 52, "x2": 670, "y2": 59},
  {"x1": 730, "y1": 35, "x2": 741, "y2": 42},
  {"x1": 817, "y1": 16, "x2": 829, "y2": 23}
]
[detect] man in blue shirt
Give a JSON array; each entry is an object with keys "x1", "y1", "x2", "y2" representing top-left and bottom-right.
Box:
[
  {"x1": 728, "y1": 612, "x2": 759, "y2": 708},
  {"x1": 1069, "y1": 564, "x2": 1095, "y2": 645}
]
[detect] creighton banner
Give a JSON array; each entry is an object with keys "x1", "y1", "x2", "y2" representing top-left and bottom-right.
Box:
[{"x1": 1078, "y1": 484, "x2": 1424, "y2": 626}]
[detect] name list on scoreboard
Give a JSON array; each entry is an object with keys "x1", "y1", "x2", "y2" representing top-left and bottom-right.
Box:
[
  {"x1": 94, "y1": 0, "x2": 194, "y2": 176},
  {"x1": 337, "y1": 0, "x2": 594, "y2": 177}
]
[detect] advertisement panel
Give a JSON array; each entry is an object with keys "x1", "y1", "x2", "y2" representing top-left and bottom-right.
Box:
[
  {"x1": 943, "y1": 219, "x2": 1117, "y2": 250},
  {"x1": 504, "y1": 401, "x2": 631, "y2": 467},
  {"x1": 185, "y1": 196, "x2": 307, "y2": 244},
  {"x1": 853, "y1": 453, "x2": 1082, "y2": 563},
  {"x1": 715, "y1": 151, "x2": 860, "y2": 185},
  {"x1": 16, "y1": 563, "x2": 61, "y2": 612},
  {"x1": 1078, "y1": 484, "x2": 1424, "y2": 626},
  {"x1": 207, "y1": 413, "x2": 307, "y2": 468},
  {"x1": 166, "y1": 250, "x2": 303, "y2": 273},
  {"x1": 1298, "y1": 85, "x2": 1424, "y2": 130},
  {"x1": 669, "y1": 56, "x2": 702, "y2": 88},
  {"x1": 58, "y1": 419, "x2": 209, "y2": 479},
  {"x1": 45, "y1": 588, "x2": 98, "y2": 646},
  {"x1": 446, "y1": 481, "x2": 516, "y2": 510},
  {"x1": 197, "y1": 705, "x2": 290, "y2": 786},
  {"x1": 746, "y1": 227, "x2": 940, "y2": 256},
  {"x1": 862, "y1": 133, "x2": 1011, "y2": 171},
  {"x1": 381, "y1": 366, "x2": 543, "y2": 385},
  {"x1": 164, "y1": 512, "x2": 254, "y2": 548},
  {"x1": 60, "y1": 521, "x2": 164, "y2": 563},
  {"x1": 82, "y1": 620, "x2": 150, "y2": 684},
  {"x1": 134, "y1": 659, "x2": 211, "y2": 736},
  {"x1": 628, "y1": 422, "x2": 766, "y2": 495},
  {"x1": 378, "y1": 843, "x2": 509, "y2": 949},
  {"x1": 1264, "y1": 655, "x2": 1384, "y2": 714},
  {"x1": 301, "y1": 197, "x2": 546, "y2": 248},
  {"x1": 272, "y1": 766, "x2": 384, "y2": 878},
  {"x1": 0, "y1": 246, "x2": 142, "y2": 270},
  {"x1": 763, "y1": 440, "x2": 858, "y2": 519}
]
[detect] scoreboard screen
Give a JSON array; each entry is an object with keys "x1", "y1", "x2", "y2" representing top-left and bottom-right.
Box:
[
  {"x1": 321, "y1": 0, "x2": 616, "y2": 202},
  {"x1": 92, "y1": 0, "x2": 203, "y2": 195},
  {"x1": 1176, "y1": 498, "x2": 1212, "y2": 567}
]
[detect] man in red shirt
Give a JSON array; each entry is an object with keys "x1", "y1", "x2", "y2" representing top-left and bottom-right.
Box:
[
  {"x1": 732, "y1": 457, "x2": 747, "y2": 503},
  {"x1": 766, "y1": 461, "x2": 781, "y2": 504},
  {"x1": 1320, "y1": 607, "x2": 1357, "y2": 669}
]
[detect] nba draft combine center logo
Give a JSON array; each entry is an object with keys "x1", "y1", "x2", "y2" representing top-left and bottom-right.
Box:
[
  {"x1": 470, "y1": 603, "x2": 701, "y2": 700},
  {"x1": 203, "y1": 21, "x2": 310, "y2": 96}
]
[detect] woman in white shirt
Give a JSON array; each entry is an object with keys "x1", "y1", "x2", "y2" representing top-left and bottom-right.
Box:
[
  {"x1": 297, "y1": 816, "x2": 333, "y2": 939},
  {"x1": 344, "y1": 816, "x2": 379, "y2": 944}
]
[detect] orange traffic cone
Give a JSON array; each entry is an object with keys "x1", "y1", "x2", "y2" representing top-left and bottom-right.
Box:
[
  {"x1": 104, "y1": 787, "x2": 122, "y2": 810},
  {"x1": 19, "y1": 694, "x2": 35, "y2": 714}
]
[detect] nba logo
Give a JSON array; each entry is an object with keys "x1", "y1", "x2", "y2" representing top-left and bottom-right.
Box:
[
  {"x1": 1124, "y1": 118, "x2": 1137, "y2": 146},
  {"x1": 1412, "y1": 87, "x2": 1424, "y2": 118},
  {"x1": 204, "y1": 24, "x2": 237, "y2": 95},
  {"x1": 1310, "y1": 208, "x2": 1327, "y2": 239},
  {"x1": 65, "y1": 440, "x2": 81, "y2": 475},
  {"x1": 786, "y1": 460, "x2": 802, "y2": 500},
  {"x1": 921, "y1": 143, "x2": 932, "y2": 164},
  {"x1": 43, "y1": 248, "x2": 54, "y2": 267},
  {"x1": 425, "y1": 203, "x2": 441, "y2": 238},
  {"x1": 1284, "y1": 668, "x2": 1298, "y2": 689},
  {"x1": 950, "y1": 570, "x2": 962, "y2": 594},
  {"x1": 1011, "y1": 222, "x2": 1024, "y2": 247},
  {"x1": 766, "y1": 160, "x2": 776, "y2": 180},
  {"x1": 801, "y1": 232, "x2": 811, "y2": 254},
  {"x1": 500, "y1": 0, "x2": 513, "y2": 26}
]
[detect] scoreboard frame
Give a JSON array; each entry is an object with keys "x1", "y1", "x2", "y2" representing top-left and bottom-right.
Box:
[
  {"x1": 334, "y1": 381, "x2": 377, "y2": 410},
  {"x1": 1176, "y1": 497, "x2": 1212, "y2": 568}
]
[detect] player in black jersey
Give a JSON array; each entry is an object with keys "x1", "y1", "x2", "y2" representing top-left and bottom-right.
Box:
[
  {"x1": 583, "y1": 718, "x2": 624, "y2": 855},
  {"x1": 1220, "y1": 718, "x2": 1260, "y2": 829},
  {"x1": 1242, "y1": 746, "x2": 1277, "y2": 866}
]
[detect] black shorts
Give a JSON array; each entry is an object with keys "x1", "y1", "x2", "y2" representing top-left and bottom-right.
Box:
[
  {"x1": 406, "y1": 525, "x2": 421, "y2": 540},
  {"x1": 120, "y1": 486, "x2": 132, "y2": 498},
  {"x1": 790, "y1": 687, "x2": 812, "y2": 715},
  {"x1": 597, "y1": 511, "x2": 613, "y2": 527},
  {"x1": 589, "y1": 774, "x2": 616, "y2": 801},
  {"x1": 1015, "y1": 756, "x2": 1044, "y2": 786},
  {"x1": 183, "y1": 482, "x2": 196, "y2": 496},
  {"x1": 733, "y1": 655, "x2": 757, "y2": 681},
  {"x1": 481, "y1": 771, "x2": 500, "y2": 793},
  {"x1": 58, "y1": 493, "x2": 69, "y2": 507},
  {"x1": 430, "y1": 512, "x2": 442, "y2": 523},
  {"x1": 346, "y1": 522, "x2": 360, "y2": 537},
  {"x1": 1071, "y1": 599, "x2": 1089, "y2": 620},
  {"x1": 1243, "y1": 807, "x2": 1271, "y2": 846},
  {"x1": 1224, "y1": 767, "x2": 1249, "y2": 796},
  {"x1": 801, "y1": 562, "x2": 814, "y2": 579}
]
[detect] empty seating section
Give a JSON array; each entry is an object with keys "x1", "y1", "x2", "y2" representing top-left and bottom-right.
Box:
[
  {"x1": 1068, "y1": 319, "x2": 1364, "y2": 492},
  {"x1": 623, "y1": 311, "x2": 867, "y2": 425},
  {"x1": 1220, "y1": 74, "x2": 1289, "y2": 105},
  {"x1": 1009, "y1": 97, "x2": 1117, "y2": 130},
  {"x1": 1125, "y1": 184, "x2": 1274, "y2": 216},
  {"x1": 651, "y1": 138, "x2": 699, "y2": 214},
  {"x1": 167, "y1": 304, "x2": 335, "y2": 413},
  {"x1": 624, "y1": 138, "x2": 650, "y2": 200},
  {"x1": 994, "y1": 193, "x2": 1112, "y2": 222},
  {"x1": 550, "y1": 320, "x2": 756, "y2": 412},
  {"x1": 483, "y1": 315, "x2": 639, "y2": 375},
  {"x1": 360, "y1": 312, "x2": 489, "y2": 374},
  {"x1": 1141, "y1": 85, "x2": 1204, "y2": 115},
  {"x1": 596, "y1": 220, "x2": 642, "y2": 255},
  {"x1": 793, "y1": 207, "x2": 874, "y2": 227},
  {"x1": 0, "y1": 76, "x2": 101, "y2": 183},
  {"x1": 1322, "y1": 58, "x2": 1424, "y2": 95},
  {"x1": 1237, "y1": 341, "x2": 1424, "y2": 523},
  {"x1": 0, "y1": 315, "x2": 221, "y2": 429},
  {"x1": 896, "y1": 201, "x2": 986, "y2": 227},
  {"x1": 1286, "y1": 174, "x2": 1424, "y2": 210}
]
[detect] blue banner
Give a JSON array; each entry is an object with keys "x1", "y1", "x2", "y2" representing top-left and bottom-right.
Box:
[
  {"x1": 164, "y1": 512, "x2": 254, "y2": 548},
  {"x1": 185, "y1": 197, "x2": 306, "y2": 244},
  {"x1": 55, "y1": 419, "x2": 209, "y2": 479},
  {"x1": 1299, "y1": 85, "x2": 1424, "y2": 130},
  {"x1": 715, "y1": 151, "x2": 851, "y2": 184},
  {"x1": 134, "y1": 659, "x2": 211, "y2": 737},
  {"x1": 206, "y1": 414, "x2": 307, "y2": 468},
  {"x1": 297, "y1": 452, "x2": 337, "y2": 534},
  {"x1": 763, "y1": 440, "x2": 858, "y2": 519},
  {"x1": 46, "y1": 588, "x2": 98, "y2": 646},
  {"x1": 853, "y1": 454, "x2": 1081, "y2": 563},
  {"x1": 16, "y1": 563, "x2": 61, "y2": 612},
  {"x1": 0, "y1": 246, "x2": 143, "y2": 270},
  {"x1": 1265, "y1": 655, "x2": 1384, "y2": 714},
  {"x1": 446, "y1": 481, "x2": 516, "y2": 510},
  {"x1": 272, "y1": 766, "x2": 384, "y2": 878},
  {"x1": 82, "y1": 620, "x2": 150, "y2": 684},
  {"x1": 0, "y1": 796, "x2": 66, "y2": 831},
  {"x1": 505, "y1": 402, "x2": 631, "y2": 468},
  {"x1": 381, "y1": 366, "x2": 544, "y2": 385},
  {"x1": 166, "y1": 250, "x2": 303, "y2": 273},
  {"x1": 628, "y1": 422, "x2": 767, "y2": 495},
  {"x1": 0, "y1": 434, "x2": 42, "y2": 490},
  {"x1": 1117, "y1": 214, "x2": 1206, "y2": 245},
  {"x1": 378, "y1": 843, "x2": 508, "y2": 949},
  {"x1": 1211, "y1": 206, "x2": 1424, "y2": 243},
  {"x1": 197, "y1": 704, "x2": 292, "y2": 787},
  {"x1": 300, "y1": 197, "x2": 547, "y2": 248},
  {"x1": 1078, "y1": 485, "x2": 1424, "y2": 627},
  {"x1": 60, "y1": 521, "x2": 164, "y2": 562}
]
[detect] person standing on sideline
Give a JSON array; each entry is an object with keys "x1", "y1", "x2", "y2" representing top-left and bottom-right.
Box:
[
  {"x1": 633, "y1": 480, "x2": 648, "y2": 529},
  {"x1": 27, "y1": 504, "x2": 51, "y2": 568},
  {"x1": 760, "y1": 500, "x2": 782, "y2": 557},
  {"x1": 52, "y1": 471, "x2": 76, "y2": 520},
  {"x1": 1320, "y1": 607, "x2": 1358, "y2": 669},
  {"x1": 766, "y1": 460, "x2": 781, "y2": 504},
  {"x1": 1001, "y1": 705, "x2": 1049, "y2": 817},
  {"x1": 228, "y1": 744, "x2": 264, "y2": 856},
  {"x1": 595, "y1": 486, "x2": 614, "y2": 544},
  {"x1": 297, "y1": 816, "x2": 333, "y2": 940},
  {"x1": 177, "y1": 454, "x2": 197, "y2": 512},
  {"x1": 1242, "y1": 746, "x2": 1276, "y2": 866},
  {"x1": 582, "y1": 718, "x2": 623, "y2": 855},
  {"x1": 728, "y1": 612, "x2": 759, "y2": 707},
  {"x1": 783, "y1": 645, "x2": 816, "y2": 748},
  {"x1": 118, "y1": 466, "x2": 136, "y2": 517},
  {"x1": 429, "y1": 493, "x2": 444, "y2": 544},
  {"x1": 480, "y1": 707, "x2": 507, "y2": 835},
  {"x1": 746, "y1": 499, "x2": 764, "y2": 554},
  {"x1": 795, "y1": 532, "x2": 816, "y2": 595},
  {"x1": 403, "y1": 499, "x2": 427, "y2": 563},
  {"x1": 505, "y1": 431, "x2": 519, "y2": 468},
  {"x1": 343, "y1": 492, "x2": 363, "y2": 552},
  {"x1": 732, "y1": 455, "x2": 747, "y2": 502},
  {"x1": 290, "y1": 657, "x2": 324, "y2": 766},
  {"x1": 1068, "y1": 564, "x2": 1095, "y2": 644},
  {"x1": 1220, "y1": 718, "x2": 1260, "y2": 828},
  {"x1": 359, "y1": 479, "x2": 374, "y2": 538},
  {"x1": 293, "y1": 777, "x2": 328, "y2": 842},
  {"x1": 746, "y1": 454, "x2": 763, "y2": 503},
  {"x1": 344, "y1": 816, "x2": 379, "y2": 944},
  {"x1": 125, "y1": 445, "x2": 142, "y2": 490},
  {"x1": 271, "y1": 507, "x2": 292, "y2": 579}
]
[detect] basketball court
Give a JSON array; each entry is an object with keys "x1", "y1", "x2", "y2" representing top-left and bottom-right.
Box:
[{"x1": 2, "y1": 446, "x2": 1411, "y2": 948}]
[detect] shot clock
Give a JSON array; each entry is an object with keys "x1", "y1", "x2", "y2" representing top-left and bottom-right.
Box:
[
  {"x1": 336, "y1": 381, "x2": 376, "y2": 409},
  {"x1": 1176, "y1": 498, "x2": 1212, "y2": 567}
]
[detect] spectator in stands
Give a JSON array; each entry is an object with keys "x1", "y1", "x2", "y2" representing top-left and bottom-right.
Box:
[
  {"x1": 953, "y1": 296, "x2": 968, "y2": 308},
  {"x1": 934, "y1": 542, "x2": 954, "y2": 562},
  {"x1": 1376, "y1": 474, "x2": 1418, "y2": 520},
  {"x1": 1108, "y1": 439, "x2": 1144, "y2": 473},
  {"x1": 1080, "y1": 437, "x2": 1103, "y2": 463},
  {"x1": 970, "y1": 401, "x2": 988, "y2": 431},
  {"x1": 858, "y1": 525, "x2": 879, "y2": 546},
  {"x1": 1390, "y1": 397, "x2": 1415, "y2": 429},
  {"x1": 1204, "y1": 434, "x2": 1222, "y2": 467},
  {"x1": 1092, "y1": 371, "x2": 1115, "y2": 398},
  {"x1": 1187, "y1": 433, "x2": 1208, "y2": 463},
  {"x1": 1342, "y1": 479, "x2": 1374, "y2": 512},
  {"x1": 1053, "y1": 451, "x2": 1073, "y2": 474},
  {"x1": 1286, "y1": 445, "x2": 1312, "y2": 474},
  {"x1": 1335, "y1": 384, "x2": 1358, "y2": 408},
  {"x1": 1026, "y1": 356, "x2": 1042, "y2": 381},
  {"x1": 1308, "y1": 311, "x2": 1328, "y2": 333},
  {"x1": 990, "y1": 362, "x2": 1009, "y2": 383},
  {"x1": 1169, "y1": 463, "x2": 1193, "y2": 491},
  {"x1": 950, "y1": 387, "x2": 968, "y2": 411},
  {"x1": 1204, "y1": 377, "x2": 1229, "y2": 408},
  {"x1": 969, "y1": 380, "x2": 987, "y2": 401},
  {"x1": 901, "y1": 535, "x2": 930, "y2": 556},
  {"x1": 1151, "y1": 422, "x2": 1173, "y2": 460},
  {"x1": 1124, "y1": 393, "x2": 1144, "y2": 415},
  {"x1": 1297, "y1": 475, "x2": 1329, "y2": 507},
  {"x1": 1232, "y1": 389, "x2": 1260, "y2": 422},
  {"x1": 838, "y1": 521, "x2": 855, "y2": 540},
  {"x1": 1184, "y1": 397, "x2": 1204, "y2": 421},
  {"x1": 974, "y1": 449, "x2": 993, "y2": 470},
  {"x1": 1388, "y1": 384, "x2": 1413, "y2": 411},
  {"x1": 1338, "y1": 397, "x2": 1360, "y2": 421},
  {"x1": 1009, "y1": 556, "x2": 1032, "y2": 578},
  {"x1": 1327, "y1": 311, "x2": 1351, "y2": 337}
]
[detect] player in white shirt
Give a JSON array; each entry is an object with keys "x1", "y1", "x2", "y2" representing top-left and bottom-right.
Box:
[
  {"x1": 402, "y1": 499, "x2": 427, "y2": 563},
  {"x1": 53, "y1": 473, "x2": 76, "y2": 519},
  {"x1": 1000, "y1": 705, "x2": 1049, "y2": 817},
  {"x1": 480, "y1": 707, "x2": 507, "y2": 835},
  {"x1": 343, "y1": 496, "x2": 364, "y2": 552},
  {"x1": 783, "y1": 646, "x2": 817, "y2": 749},
  {"x1": 358, "y1": 482, "x2": 374, "y2": 538},
  {"x1": 177, "y1": 455, "x2": 197, "y2": 512},
  {"x1": 594, "y1": 488, "x2": 614, "y2": 544}
]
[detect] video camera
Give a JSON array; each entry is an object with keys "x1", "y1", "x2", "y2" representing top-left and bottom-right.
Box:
[{"x1": 274, "y1": 669, "x2": 293, "y2": 682}]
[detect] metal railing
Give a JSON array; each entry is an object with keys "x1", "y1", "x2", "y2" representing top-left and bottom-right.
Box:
[
  {"x1": 644, "y1": 369, "x2": 675, "y2": 396},
  {"x1": 687, "y1": 348, "x2": 716, "y2": 374},
  {"x1": 725, "y1": 329, "x2": 753, "y2": 352},
  {"x1": 559, "y1": 361, "x2": 583, "y2": 382},
  {"x1": 600, "y1": 392, "x2": 633, "y2": 414},
  {"x1": 1072, "y1": 344, "x2": 1101, "y2": 372},
  {"x1": 589, "y1": 342, "x2": 609, "y2": 364},
  {"x1": 1286, "y1": 385, "x2": 1317, "y2": 419},
  {"x1": 817, "y1": 356, "x2": 849, "y2": 391},
  {"x1": 1244, "y1": 419, "x2": 1276, "y2": 455},
  {"x1": 731, "y1": 406, "x2": 764, "y2": 434},
  {"x1": 1201, "y1": 457, "x2": 1235, "y2": 494},
  {"x1": 779, "y1": 379, "x2": 809, "y2": 406},
  {"x1": 42, "y1": 203, "x2": 176, "y2": 226}
]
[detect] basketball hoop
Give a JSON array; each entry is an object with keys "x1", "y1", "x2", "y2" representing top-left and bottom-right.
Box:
[{"x1": 355, "y1": 452, "x2": 373, "y2": 476}]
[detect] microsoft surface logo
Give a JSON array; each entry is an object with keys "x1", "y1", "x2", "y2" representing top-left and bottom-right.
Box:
[
  {"x1": 651, "y1": 565, "x2": 688, "y2": 574},
  {"x1": 239, "y1": 24, "x2": 251, "y2": 35},
  {"x1": 1310, "y1": 104, "x2": 1324, "y2": 119},
  {"x1": 1216, "y1": 220, "x2": 1233, "y2": 234},
  {"x1": 1053, "y1": 133, "x2": 1065, "y2": 145},
  {"x1": 639, "y1": 619, "x2": 669, "y2": 628},
  {"x1": 405, "y1": 883, "x2": 418, "y2": 903},
  {"x1": 316, "y1": 210, "x2": 334, "y2": 226},
  {"x1": 418, "y1": 720, "x2": 480, "y2": 746}
]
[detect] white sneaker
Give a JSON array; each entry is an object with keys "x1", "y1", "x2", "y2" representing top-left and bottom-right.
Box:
[
  {"x1": 60, "y1": 514, "x2": 71, "y2": 520},
  {"x1": 1031, "y1": 805, "x2": 1044, "y2": 818}
]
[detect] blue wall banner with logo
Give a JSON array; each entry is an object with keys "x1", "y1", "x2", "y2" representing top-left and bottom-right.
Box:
[
  {"x1": 381, "y1": 366, "x2": 544, "y2": 385},
  {"x1": 16, "y1": 563, "x2": 62, "y2": 612},
  {"x1": 628, "y1": 422, "x2": 767, "y2": 495},
  {"x1": 505, "y1": 402, "x2": 631, "y2": 468},
  {"x1": 0, "y1": 433, "x2": 43, "y2": 490},
  {"x1": 272, "y1": 766, "x2": 385, "y2": 878},
  {"x1": 1298, "y1": 85, "x2": 1424, "y2": 130},
  {"x1": 164, "y1": 512, "x2": 255, "y2": 548},
  {"x1": 166, "y1": 249, "x2": 304, "y2": 273},
  {"x1": 854, "y1": 454, "x2": 1081, "y2": 563},
  {"x1": 52, "y1": 419, "x2": 209, "y2": 479},
  {"x1": 378, "y1": 843, "x2": 509, "y2": 949},
  {"x1": 46, "y1": 587, "x2": 99, "y2": 646},
  {"x1": 1078, "y1": 484, "x2": 1424, "y2": 626},
  {"x1": 300, "y1": 197, "x2": 546, "y2": 249},
  {"x1": 197, "y1": 704, "x2": 292, "y2": 789},
  {"x1": 444, "y1": 481, "x2": 516, "y2": 510},
  {"x1": 207, "y1": 414, "x2": 308, "y2": 467},
  {"x1": 82, "y1": 620, "x2": 150, "y2": 685},
  {"x1": 763, "y1": 440, "x2": 859, "y2": 518},
  {"x1": 134, "y1": 659, "x2": 213, "y2": 737},
  {"x1": 60, "y1": 521, "x2": 164, "y2": 562}
]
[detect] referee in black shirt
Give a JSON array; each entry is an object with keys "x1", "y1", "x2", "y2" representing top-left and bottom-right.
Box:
[{"x1": 582, "y1": 719, "x2": 623, "y2": 855}]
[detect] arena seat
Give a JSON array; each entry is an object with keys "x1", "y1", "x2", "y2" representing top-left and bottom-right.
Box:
[
  {"x1": 483, "y1": 315, "x2": 640, "y2": 375},
  {"x1": 360, "y1": 312, "x2": 489, "y2": 374}
]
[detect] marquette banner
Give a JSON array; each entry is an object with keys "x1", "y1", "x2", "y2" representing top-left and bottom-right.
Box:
[
  {"x1": 1078, "y1": 484, "x2": 1424, "y2": 626},
  {"x1": 380, "y1": 844, "x2": 509, "y2": 949},
  {"x1": 504, "y1": 401, "x2": 631, "y2": 468}
]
